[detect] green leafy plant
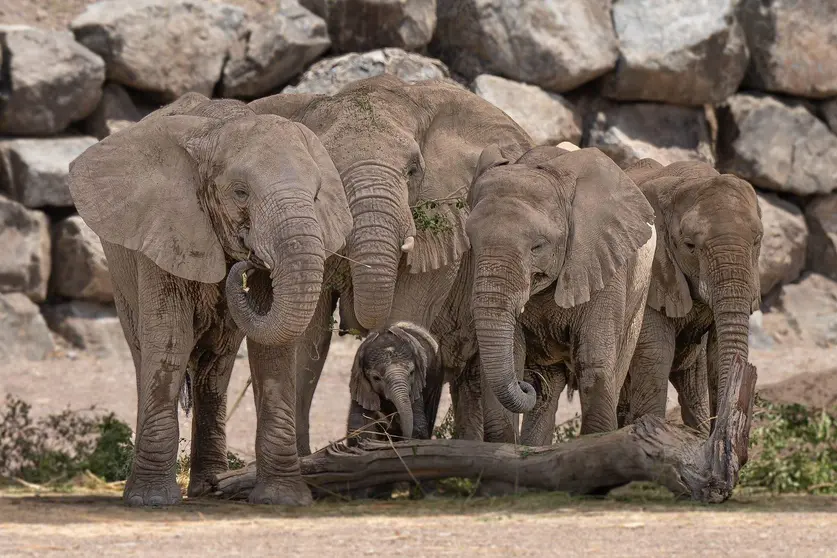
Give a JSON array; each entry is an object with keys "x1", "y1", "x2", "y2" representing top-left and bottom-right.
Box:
[
  {"x1": 411, "y1": 197, "x2": 466, "y2": 233},
  {"x1": 553, "y1": 414, "x2": 582, "y2": 444},
  {"x1": 433, "y1": 406, "x2": 455, "y2": 439}
]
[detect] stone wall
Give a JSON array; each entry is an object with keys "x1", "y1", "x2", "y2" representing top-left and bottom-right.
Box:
[{"x1": 1, "y1": 0, "x2": 836, "y2": 359}]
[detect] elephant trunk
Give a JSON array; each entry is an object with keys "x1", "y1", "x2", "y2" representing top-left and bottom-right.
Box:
[
  {"x1": 226, "y1": 197, "x2": 325, "y2": 346},
  {"x1": 343, "y1": 165, "x2": 415, "y2": 330},
  {"x1": 471, "y1": 254, "x2": 537, "y2": 414},
  {"x1": 384, "y1": 369, "x2": 413, "y2": 440}
]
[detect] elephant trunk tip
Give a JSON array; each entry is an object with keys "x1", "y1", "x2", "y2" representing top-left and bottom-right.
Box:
[{"x1": 499, "y1": 379, "x2": 537, "y2": 414}]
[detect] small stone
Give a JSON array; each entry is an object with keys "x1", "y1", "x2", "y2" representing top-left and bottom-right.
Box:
[
  {"x1": 0, "y1": 293, "x2": 56, "y2": 361},
  {"x1": 0, "y1": 195, "x2": 50, "y2": 302},
  {"x1": 51, "y1": 215, "x2": 113, "y2": 303},
  {"x1": 42, "y1": 301, "x2": 130, "y2": 359},
  {"x1": 83, "y1": 83, "x2": 143, "y2": 140},
  {"x1": 757, "y1": 193, "x2": 808, "y2": 295},
  {"x1": 805, "y1": 194, "x2": 837, "y2": 282}
]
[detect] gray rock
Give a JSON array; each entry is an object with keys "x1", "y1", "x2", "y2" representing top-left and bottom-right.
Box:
[
  {"x1": 738, "y1": 0, "x2": 837, "y2": 99},
  {"x1": 0, "y1": 136, "x2": 98, "y2": 208},
  {"x1": 0, "y1": 25, "x2": 105, "y2": 136},
  {"x1": 603, "y1": 0, "x2": 749, "y2": 105},
  {"x1": 585, "y1": 103, "x2": 715, "y2": 168},
  {"x1": 42, "y1": 301, "x2": 130, "y2": 359},
  {"x1": 83, "y1": 83, "x2": 143, "y2": 139},
  {"x1": 431, "y1": 0, "x2": 618, "y2": 92},
  {"x1": 283, "y1": 48, "x2": 460, "y2": 95},
  {"x1": 221, "y1": 1, "x2": 330, "y2": 99},
  {"x1": 822, "y1": 98, "x2": 837, "y2": 134},
  {"x1": 71, "y1": 0, "x2": 247, "y2": 101},
  {"x1": 805, "y1": 194, "x2": 837, "y2": 282},
  {"x1": 301, "y1": 0, "x2": 436, "y2": 53},
  {"x1": 757, "y1": 193, "x2": 807, "y2": 295},
  {"x1": 472, "y1": 75, "x2": 581, "y2": 146},
  {"x1": 51, "y1": 216, "x2": 113, "y2": 303},
  {"x1": 748, "y1": 310, "x2": 774, "y2": 350},
  {"x1": 717, "y1": 94, "x2": 837, "y2": 195},
  {"x1": 0, "y1": 293, "x2": 55, "y2": 361},
  {"x1": 773, "y1": 273, "x2": 837, "y2": 348},
  {"x1": 0, "y1": 195, "x2": 50, "y2": 302}
]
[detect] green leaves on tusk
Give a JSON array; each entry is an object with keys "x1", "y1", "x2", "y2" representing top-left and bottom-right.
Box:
[{"x1": 241, "y1": 270, "x2": 250, "y2": 293}]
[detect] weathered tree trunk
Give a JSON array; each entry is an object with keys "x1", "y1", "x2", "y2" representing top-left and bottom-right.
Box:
[{"x1": 212, "y1": 356, "x2": 756, "y2": 504}]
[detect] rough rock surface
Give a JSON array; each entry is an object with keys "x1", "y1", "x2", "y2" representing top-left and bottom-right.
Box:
[
  {"x1": 0, "y1": 293, "x2": 55, "y2": 361},
  {"x1": 42, "y1": 301, "x2": 130, "y2": 359},
  {"x1": 585, "y1": 103, "x2": 715, "y2": 168},
  {"x1": 472, "y1": 75, "x2": 581, "y2": 145},
  {"x1": 283, "y1": 48, "x2": 459, "y2": 95},
  {"x1": 0, "y1": 195, "x2": 50, "y2": 302},
  {"x1": 822, "y1": 99, "x2": 837, "y2": 135},
  {"x1": 51, "y1": 216, "x2": 113, "y2": 303},
  {"x1": 431, "y1": 0, "x2": 618, "y2": 92},
  {"x1": 771, "y1": 273, "x2": 837, "y2": 348},
  {"x1": 0, "y1": 25, "x2": 105, "y2": 135},
  {"x1": 71, "y1": 0, "x2": 247, "y2": 101},
  {"x1": 717, "y1": 94, "x2": 837, "y2": 195},
  {"x1": 804, "y1": 195, "x2": 837, "y2": 281},
  {"x1": 83, "y1": 83, "x2": 143, "y2": 139},
  {"x1": 758, "y1": 193, "x2": 808, "y2": 296},
  {"x1": 221, "y1": 1, "x2": 330, "y2": 98},
  {"x1": 0, "y1": 136, "x2": 98, "y2": 208},
  {"x1": 300, "y1": 0, "x2": 436, "y2": 53},
  {"x1": 738, "y1": 0, "x2": 837, "y2": 98},
  {"x1": 603, "y1": 0, "x2": 749, "y2": 105}
]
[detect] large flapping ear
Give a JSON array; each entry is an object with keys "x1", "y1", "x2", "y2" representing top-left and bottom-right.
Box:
[
  {"x1": 68, "y1": 115, "x2": 226, "y2": 283},
  {"x1": 294, "y1": 122, "x2": 353, "y2": 254},
  {"x1": 388, "y1": 323, "x2": 435, "y2": 401},
  {"x1": 349, "y1": 332, "x2": 381, "y2": 411},
  {"x1": 538, "y1": 148, "x2": 656, "y2": 308}
]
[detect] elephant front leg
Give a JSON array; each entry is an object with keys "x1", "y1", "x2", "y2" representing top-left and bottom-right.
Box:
[
  {"x1": 624, "y1": 312, "x2": 676, "y2": 426},
  {"x1": 670, "y1": 339, "x2": 711, "y2": 437},
  {"x1": 247, "y1": 339, "x2": 312, "y2": 506},
  {"x1": 520, "y1": 363, "x2": 567, "y2": 446},
  {"x1": 450, "y1": 358, "x2": 484, "y2": 441}
]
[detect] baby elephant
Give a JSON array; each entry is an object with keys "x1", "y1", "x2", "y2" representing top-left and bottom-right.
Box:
[{"x1": 347, "y1": 322, "x2": 442, "y2": 442}]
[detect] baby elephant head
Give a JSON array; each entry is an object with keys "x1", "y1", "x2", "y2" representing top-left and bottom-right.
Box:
[{"x1": 349, "y1": 322, "x2": 439, "y2": 440}]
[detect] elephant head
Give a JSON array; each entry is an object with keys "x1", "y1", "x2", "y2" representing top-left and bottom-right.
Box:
[
  {"x1": 68, "y1": 95, "x2": 353, "y2": 346},
  {"x1": 466, "y1": 145, "x2": 655, "y2": 413},
  {"x1": 349, "y1": 321, "x2": 439, "y2": 440},
  {"x1": 625, "y1": 158, "x2": 762, "y2": 411}
]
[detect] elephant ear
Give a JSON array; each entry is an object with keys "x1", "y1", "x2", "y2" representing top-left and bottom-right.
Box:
[
  {"x1": 350, "y1": 332, "x2": 381, "y2": 411},
  {"x1": 294, "y1": 122, "x2": 353, "y2": 254},
  {"x1": 537, "y1": 148, "x2": 656, "y2": 308},
  {"x1": 389, "y1": 322, "x2": 438, "y2": 401},
  {"x1": 68, "y1": 115, "x2": 226, "y2": 283}
]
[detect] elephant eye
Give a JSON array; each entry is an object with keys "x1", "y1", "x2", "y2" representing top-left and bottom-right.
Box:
[
  {"x1": 232, "y1": 183, "x2": 249, "y2": 203},
  {"x1": 683, "y1": 240, "x2": 696, "y2": 253},
  {"x1": 370, "y1": 374, "x2": 381, "y2": 382}
]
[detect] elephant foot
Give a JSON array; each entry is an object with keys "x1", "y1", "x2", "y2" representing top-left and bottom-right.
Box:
[
  {"x1": 248, "y1": 477, "x2": 313, "y2": 506},
  {"x1": 187, "y1": 470, "x2": 222, "y2": 498},
  {"x1": 123, "y1": 475, "x2": 182, "y2": 507}
]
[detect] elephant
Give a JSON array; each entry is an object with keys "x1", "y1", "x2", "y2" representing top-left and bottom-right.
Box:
[
  {"x1": 434, "y1": 144, "x2": 658, "y2": 442},
  {"x1": 346, "y1": 321, "x2": 442, "y2": 442},
  {"x1": 619, "y1": 158, "x2": 763, "y2": 436},
  {"x1": 67, "y1": 93, "x2": 353, "y2": 506},
  {"x1": 247, "y1": 74, "x2": 533, "y2": 454}
]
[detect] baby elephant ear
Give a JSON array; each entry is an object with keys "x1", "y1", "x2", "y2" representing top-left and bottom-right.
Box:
[
  {"x1": 68, "y1": 114, "x2": 226, "y2": 283},
  {"x1": 350, "y1": 332, "x2": 381, "y2": 411}
]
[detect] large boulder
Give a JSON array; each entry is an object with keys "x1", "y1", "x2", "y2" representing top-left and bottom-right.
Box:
[
  {"x1": 770, "y1": 273, "x2": 837, "y2": 348},
  {"x1": 430, "y1": 0, "x2": 618, "y2": 92},
  {"x1": 585, "y1": 103, "x2": 715, "y2": 168},
  {"x1": 83, "y1": 83, "x2": 144, "y2": 139},
  {"x1": 717, "y1": 94, "x2": 837, "y2": 196},
  {"x1": 0, "y1": 293, "x2": 56, "y2": 361},
  {"x1": 757, "y1": 193, "x2": 808, "y2": 296},
  {"x1": 300, "y1": 0, "x2": 436, "y2": 53},
  {"x1": 603, "y1": 0, "x2": 748, "y2": 105},
  {"x1": 472, "y1": 75, "x2": 581, "y2": 146},
  {"x1": 0, "y1": 195, "x2": 50, "y2": 302},
  {"x1": 51, "y1": 216, "x2": 113, "y2": 303},
  {"x1": 738, "y1": 0, "x2": 837, "y2": 99},
  {"x1": 71, "y1": 0, "x2": 247, "y2": 101},
  {"x1": 0, "y1": 25, "x2": 105, "y2": 136},
  {"x1": 221, "y1": 1, "x2": 330, "y2": 98},
  {"x1": 805, "y1": 195, "x2": 837, "y2": 282},
  {"x1": 0, "y1": 136, "x2": 98, "y2": 208},
  {"x1": 283, "y1": 48, "x2": 460, "y2": 95},
  {"x1": 42, "y1": 302, "x2": 130, "y2": 359}
]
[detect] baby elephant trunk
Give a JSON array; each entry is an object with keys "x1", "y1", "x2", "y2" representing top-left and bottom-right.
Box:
[{"x1": 384, "y1": 368, "x2": 413, "y2": 440}]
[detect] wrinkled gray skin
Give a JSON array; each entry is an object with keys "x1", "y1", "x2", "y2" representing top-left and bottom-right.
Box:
[
  {"x1": 619, "y1": 159, "x2": 763, "y2": 436},
  {"x1": 248, "y1": 74, "x2": 532, "y2": 455},
  {"x1": 67, "y1": 94, "x2": 352, "y2": 507},
  {"x1": 434, "y1": 145, "x2": 657, "y2": 442}
]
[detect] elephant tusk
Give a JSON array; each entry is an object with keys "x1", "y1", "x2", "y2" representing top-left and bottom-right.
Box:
[
  {"x1": 557, "y1": 141, "x2": 580, "y2": 152},
  {"x1": 401, "y1": 236, "x2": 415, "y2": 253}
]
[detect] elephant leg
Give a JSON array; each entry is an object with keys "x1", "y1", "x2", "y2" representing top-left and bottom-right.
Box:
[
  {"x1": 670, "y1": 340, "x2": 711, "y2": 437},
  {"x1": 624, "y1": 312, "x2": 676, "y2": 425},
  {"x1": 246, "y1": 339, "x2": 312, "y2": 506},
  {"x1": 451, "y1": 358, "x2": 484, "y2": 441},
  {"x1": 521, "y1": 363, "x2": 567, "y2": 446},
  {"x1": 482, "y1": 369, "x2": 518, "y2": 443}
]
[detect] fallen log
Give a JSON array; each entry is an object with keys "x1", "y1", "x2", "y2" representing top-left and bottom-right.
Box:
[{"x1": 212, "y1": 355, "x2": 756, "y2": 504}]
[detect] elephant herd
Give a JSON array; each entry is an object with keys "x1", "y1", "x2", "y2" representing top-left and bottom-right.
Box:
[{"x1": 67, "y1": 75, "x2": 764, "y2": 507}]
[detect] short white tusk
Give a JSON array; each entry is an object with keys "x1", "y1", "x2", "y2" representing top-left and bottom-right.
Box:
[
  {"x1": 557, "y1": 141, "x2": 580, "y2": 152},
  {"x1": 401, "y1": 236, "x2": 415, "y2": 253}
]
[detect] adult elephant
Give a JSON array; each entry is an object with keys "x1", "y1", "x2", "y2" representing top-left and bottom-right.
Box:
[
  {"x1": 619, "y1": 158, "x2": 762, "y2": 435},
  {"x1": 249, "y1": 74, "x2": 533, "y2": 454},
  {"x1": 67, "y1": 94, "x2": 353, "y2": 506}
]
